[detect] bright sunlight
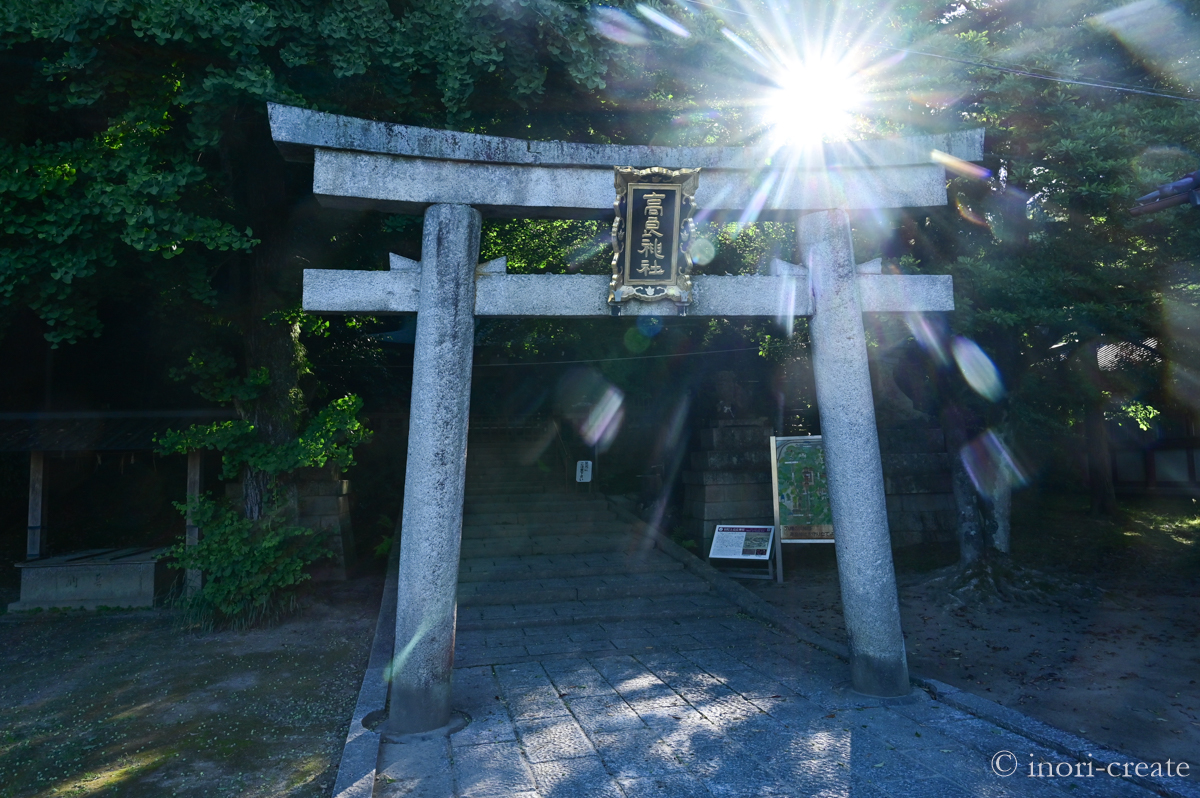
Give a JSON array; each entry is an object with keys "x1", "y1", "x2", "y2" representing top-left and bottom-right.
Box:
[{"x1": 761, "y1": 58, "x2": 863, "y2": 147}]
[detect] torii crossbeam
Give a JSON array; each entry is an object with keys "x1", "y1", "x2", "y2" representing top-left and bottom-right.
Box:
[{"x1": 269, "y1": 104, "x2": 982, "y2": 732}]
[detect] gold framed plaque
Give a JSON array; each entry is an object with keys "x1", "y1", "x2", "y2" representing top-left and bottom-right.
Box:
[{"x1": 609, "y1": 166, "x2": 699, "y2": 310}]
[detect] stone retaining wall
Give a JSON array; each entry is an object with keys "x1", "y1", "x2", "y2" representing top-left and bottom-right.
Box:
[{"x1": 680, "y1": 422, "x2": 956, "y2": 549}]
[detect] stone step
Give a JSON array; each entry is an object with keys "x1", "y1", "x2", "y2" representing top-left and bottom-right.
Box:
[
  {"x1": 457, "y1": 552, "x2": 683, "y2": 583},
  {"x1": 456, "y1": 593, "x2": 738, "y2": 631},
  {"x1": 462, "y1": 521, "x2": 630, "y2": 539},
  {"x1": 463, "y1": 494, "x2": 578, "y2": 506},
  {"x1": 458, "y1": 571, "x2": 711, "y2": 606},
  {"x1": 466, "y1": 481, "x2": 561, "y2": 493},
  {"x1": 466, "y1": 463, "x2": 550, "y2": 473},
  {"x1": 465, "y1": 490, "x2": 560, "y2": 501},
  {"x1": 463, "y1": 497, "x2": 609, "y2": 513},
  {"x1": 460, "y1": 494, "x2": 592, "y2": 506},
  {"x1": 466, "y1": 475, "x2": 557, "y2": 486},
  {"x1": 467, "y1": 480, "x2": 572, "y2": 489},
  {"x1": 462, "y1": 509, "x2": 615, "y2": 525},
  {"x1": 466, "y1": 453, "x2": 552, "y2": 462},
  {"x1": 468, "y1": 489, "x2": 561, "y2": 501},
  {"x1": 459, "y1": 533, "x2": 633, "y2": 557}
]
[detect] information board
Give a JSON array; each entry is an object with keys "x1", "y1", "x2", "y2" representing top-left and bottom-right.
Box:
[
  {"x1": 771, "y1": 436, "x2": 835, "y2": 543},
  {"x1": 708, "y1": 525, "x2": 774, "y2": 560}
]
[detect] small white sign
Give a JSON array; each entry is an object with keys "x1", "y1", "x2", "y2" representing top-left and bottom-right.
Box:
[
  {"x1": 576, "y1": 461, "x2": 593, "y2": 483},
  {"x1": 709, "y1": 525, "x2": 774, "y2": 560}
]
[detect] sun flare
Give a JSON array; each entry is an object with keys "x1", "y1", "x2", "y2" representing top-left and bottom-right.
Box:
[{"x1": 762, "y1": 58, "x2": 863, "y2": 147}]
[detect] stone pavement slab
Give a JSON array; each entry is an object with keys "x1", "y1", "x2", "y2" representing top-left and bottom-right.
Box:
[{"x1": 370, "y1": 612, "x2": 1190, "y2": 797}]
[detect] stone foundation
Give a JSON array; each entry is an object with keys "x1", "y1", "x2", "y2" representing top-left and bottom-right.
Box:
[
  {"x1": 224, "y1": 471, "x2": 356, "y2": 581},
  {"x1": 679, "y1": 423, "x2": 956, "y2": 550},
  {"x1": 9, "y1": 547, "x2": 174, "y2": 611},
  {"x1": 680, "y1": 420, "x2": 774, "y2": 553},
  {"x1": 879, "y1": 428, "x2": 955, "y2": 547}
]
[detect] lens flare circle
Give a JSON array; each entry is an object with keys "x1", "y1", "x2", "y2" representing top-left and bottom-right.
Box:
[
  {"x1": 590, "y1": 7, "x2": 648, "y2": 46},
  {"x1": 691, "y1": 237, "x2": 716, "y2": 266},
  {"x1": 623, "y1": 326, "x2": 652, "y2": 353},
  {"x1": 952, "y1": 336, "x2": 1005, "y2": 402},
  {"x1": 960, "y1": 429, "x2": 1028, "y2": 500},
  {"x1": 636, "y1": 315, "x2": 665, "y2": 338}
]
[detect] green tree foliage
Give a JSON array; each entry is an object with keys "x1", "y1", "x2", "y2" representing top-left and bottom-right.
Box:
[
  {"x1": 157, "y1": 394, "x2": 371, "y2": 480},
  {"x1": 14, "y1": 0, "x2": 1199, "y2": 572},
  {"x1": 166, "y1": 497, "x2": 330, "y2": 629},
  {"x1": 898, "y1": 1, "x2": 1200, "y2": 519},
  {"x1": 157, "y1": 394, "x2": 369, "y2": 627},
  {"x1": 0, "y1": 0, "x2": 642, "y2": 525}
]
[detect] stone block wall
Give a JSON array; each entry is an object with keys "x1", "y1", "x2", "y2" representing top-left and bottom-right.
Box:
[
  {"x1": 297, "y1": 472, "x2": 357, "y2": 581},
  {"x1": 677, "y1": 423, "x2": 955, "y2": 550},
  {"x1": 878, "y1": 428, "x2": 955, "y2": 547},
  {"x1": 680, "y1": 420, "x2": 774, "y2": 553},
  {"x1": 224, "y1": 470, "x2": 356, "y2": 580}
]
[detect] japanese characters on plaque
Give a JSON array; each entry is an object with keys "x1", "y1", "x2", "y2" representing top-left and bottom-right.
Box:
[
  {"x1": 632, "y1": 186, "x2": 676, "y2": 279},
  {"x1": 609, "y1": 166, "x2": 699, "y2": 311}
]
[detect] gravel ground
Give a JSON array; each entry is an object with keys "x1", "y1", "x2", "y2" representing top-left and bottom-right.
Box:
[
  {"x1": 0, "y1": 576, "x2": 382, "y2": 798},
  {"x1": 750, "y1": 493, "x2": 1200, "y2": 777}
]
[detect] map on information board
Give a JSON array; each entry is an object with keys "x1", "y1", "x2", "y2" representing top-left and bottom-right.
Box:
[{"x1": 771, "y1": 436, "x2": 834, "y2": 543}]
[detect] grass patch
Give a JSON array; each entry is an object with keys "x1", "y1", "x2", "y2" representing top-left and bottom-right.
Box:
[{"x1": 1008, "y1": 491, "x2": 1200, "y2": 589}]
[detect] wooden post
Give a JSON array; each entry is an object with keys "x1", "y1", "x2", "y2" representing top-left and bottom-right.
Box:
[
  {"x1": 185, "y1": 450, "x2": 203, "y2": 596},
  {"x1": 27, "y1": 451, "x2": 45, "y2": 559}
]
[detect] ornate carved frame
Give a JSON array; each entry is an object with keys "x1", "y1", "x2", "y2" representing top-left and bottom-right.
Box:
[{"x1": 609, "y1": 166, "x2": 700, "y2": 310}]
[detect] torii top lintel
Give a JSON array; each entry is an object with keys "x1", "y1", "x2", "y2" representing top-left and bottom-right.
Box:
[{"x1": 268, "y1": 104, "x2": 983, "y2": 221}]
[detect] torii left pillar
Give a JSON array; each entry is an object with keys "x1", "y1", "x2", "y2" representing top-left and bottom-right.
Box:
[{"x1": 387, "y1": 203, "x2": 481, "y2": 734}]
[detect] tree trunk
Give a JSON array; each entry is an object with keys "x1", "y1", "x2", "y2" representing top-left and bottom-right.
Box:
[
  {"x1": 1085, "y1": 401, "x2": 1117, "y2": 516},
  {"x1": 940, "y1": 402, "x2": 984, "y2": 567},
  {"x1": 950, "y1": 450, "x2": 984, "y2": 565},
  {"x1": 224, "y1": 106, "x2": 305, "y2": 521},
  {"x1": 991, "y1": 476, "x2": 1011, "y2": 554}
]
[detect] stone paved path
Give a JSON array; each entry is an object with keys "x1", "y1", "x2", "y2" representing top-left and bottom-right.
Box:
[
  {"x1": 374, "y1": 611, "x2": 1165, "y2": 798},
  {"x1": 366, "y1": 428, "x2": 1185, "y2": 797}
]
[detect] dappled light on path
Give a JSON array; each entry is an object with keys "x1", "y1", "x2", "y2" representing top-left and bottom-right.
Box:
[{"x1": 444, "y1": 611, "x2": 1161, "y2": 797}]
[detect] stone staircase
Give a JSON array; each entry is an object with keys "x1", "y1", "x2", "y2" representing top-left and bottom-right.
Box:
[{"x1": 455, "y1": 426, "x2": 735, "y2": 632}]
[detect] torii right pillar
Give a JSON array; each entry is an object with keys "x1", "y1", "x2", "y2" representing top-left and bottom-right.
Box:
[{"x1": 802, "y1": 209, "x2": 909, "y2": 697}]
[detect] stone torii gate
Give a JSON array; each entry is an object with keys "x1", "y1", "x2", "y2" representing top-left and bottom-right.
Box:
[{"x1": 268, "y1": 104, "x2": 982, "y2": 730}]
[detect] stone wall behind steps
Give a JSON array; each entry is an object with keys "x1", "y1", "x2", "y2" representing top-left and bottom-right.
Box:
[
  {"x1": 225, "y1": 468, "x2": 356, "y2": 581},
  {"x1": 679, "y1": 420, "x2": 956, "y2": 553}
]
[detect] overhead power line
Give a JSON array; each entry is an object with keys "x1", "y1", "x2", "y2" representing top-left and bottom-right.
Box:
[
  {"x1": 882, "y1": 46, "x2": 1200, "y2": 104},
  {"x1": 313, "y1": 345, "x2": 765, "y2": 369},
  {"x1": 473, "y1": 346, "x2": 761, "y2": 367},
  {"x1": 676, "y1": 0, "x2": 1200, "y2": 103}
]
